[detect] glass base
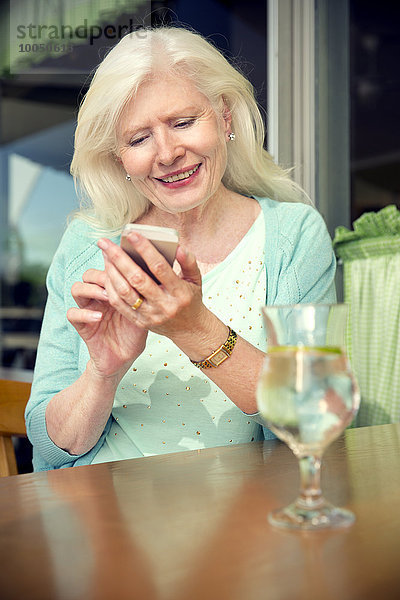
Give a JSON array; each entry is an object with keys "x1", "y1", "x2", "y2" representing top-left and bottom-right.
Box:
[{"x1": 268, "y1": 499, "x2": 355, "y2": 530}]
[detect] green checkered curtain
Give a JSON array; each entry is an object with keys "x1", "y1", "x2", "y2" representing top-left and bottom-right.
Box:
[{"x1": 333, "y1": 205, "x2": 400, "y2": 426}]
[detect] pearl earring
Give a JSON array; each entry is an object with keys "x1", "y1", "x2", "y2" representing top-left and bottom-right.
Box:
[
  {"x1": 228, "y1": 132, "x2": 236, "y2": 141},
  {"x1": 126, "y1": 174, "x2": 131, "y2": 181}
]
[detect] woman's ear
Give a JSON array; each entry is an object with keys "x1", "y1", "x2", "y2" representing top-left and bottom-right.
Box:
[{"x1": 222, "y1": 97, "x2": 232, "y2": 132}]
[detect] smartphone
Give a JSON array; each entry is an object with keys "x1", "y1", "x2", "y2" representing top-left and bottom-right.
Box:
[{"x1": 120, "y1": 224, "x2": 179, "y2": 283}]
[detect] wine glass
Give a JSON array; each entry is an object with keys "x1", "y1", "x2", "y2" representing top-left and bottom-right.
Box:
[{"x1": 256, "y1": 303, "x2": 360, "y2": 530}]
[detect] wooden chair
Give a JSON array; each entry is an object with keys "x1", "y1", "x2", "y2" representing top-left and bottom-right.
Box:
[{"x1": 0, "y1": 379, "x2": 32, "y2": 476}]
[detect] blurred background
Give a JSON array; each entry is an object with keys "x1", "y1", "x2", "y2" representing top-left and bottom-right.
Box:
[{"x1": 0, "y1": 0, "x2": 399, "y2": 375}]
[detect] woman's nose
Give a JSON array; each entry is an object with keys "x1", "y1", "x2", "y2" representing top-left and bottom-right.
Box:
[{"x1": 155, "y1": 131, "x2": 185, "y2": 166}]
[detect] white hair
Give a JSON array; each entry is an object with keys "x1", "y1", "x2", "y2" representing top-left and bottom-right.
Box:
[{"x1": 71, "y1": 26, "x2": 309, "y2": 234}]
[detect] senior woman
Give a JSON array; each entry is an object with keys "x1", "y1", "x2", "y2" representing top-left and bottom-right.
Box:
[{"x1": 25, "y1": 26, "x2": 336, "y2": 470}]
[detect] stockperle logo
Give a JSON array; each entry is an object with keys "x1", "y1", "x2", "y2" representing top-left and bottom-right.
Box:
[{"x1": 9, "y1": 0, "x2": 150, "y2": 75}]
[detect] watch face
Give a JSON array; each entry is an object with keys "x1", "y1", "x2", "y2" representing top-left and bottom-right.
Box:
[{"x1": 210, "y1": 348, "x2": 229, "y2": 367}]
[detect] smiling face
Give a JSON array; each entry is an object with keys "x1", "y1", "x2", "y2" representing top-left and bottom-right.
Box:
[{"x1": 117, "y1": 73, "x2": 231, "y2": 215}]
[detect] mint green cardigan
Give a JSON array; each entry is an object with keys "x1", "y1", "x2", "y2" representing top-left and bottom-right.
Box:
[{"x1": 25, "y1": 197, "x2": 337, "y2": 471}]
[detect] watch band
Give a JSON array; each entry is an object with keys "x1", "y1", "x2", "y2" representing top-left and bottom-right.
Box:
[{"x1": 190, "y1": 327, "x2": 238, "y2": 369}]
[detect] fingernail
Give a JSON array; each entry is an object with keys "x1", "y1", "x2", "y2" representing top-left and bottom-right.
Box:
[
  {"x1": 98, "y1": 239, "x2": 109, "y2": 250},
  {"x1": 128, "y1": 232, "x2": 140, "y2": 243},
  {"x1": 91, "y1": 312, "x2": 103, "y2": 320}
]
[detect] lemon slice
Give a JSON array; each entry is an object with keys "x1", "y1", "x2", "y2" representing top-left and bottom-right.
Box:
[{"x1": 267, "y1": 345, "x2": 344, "y2": 355}]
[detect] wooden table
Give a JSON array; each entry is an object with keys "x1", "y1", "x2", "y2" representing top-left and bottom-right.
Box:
[{"x1": 1, "y1": 424, "x2": 400, "y2": 600}]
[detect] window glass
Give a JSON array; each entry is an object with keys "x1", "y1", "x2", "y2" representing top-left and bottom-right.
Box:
[{"x1": 350, "y1": 0, "x2": 400, "y2": 220}]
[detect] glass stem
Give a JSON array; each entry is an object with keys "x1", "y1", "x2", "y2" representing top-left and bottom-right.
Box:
[{"x1": 297, "y1": 455, "x2": 324, "y2": 509}]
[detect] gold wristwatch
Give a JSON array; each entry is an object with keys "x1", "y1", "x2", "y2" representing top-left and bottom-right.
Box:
[{"x1": 190, "y1": 327, "x2": 238, "y2": 369}]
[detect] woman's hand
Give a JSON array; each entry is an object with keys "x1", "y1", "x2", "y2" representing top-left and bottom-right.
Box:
[
  {"x1": 67, "y1": 268, "x2": 148, "y2": 379},
  {"x1": 97, "y1": 233, "x2": 225, "y2": 358}
]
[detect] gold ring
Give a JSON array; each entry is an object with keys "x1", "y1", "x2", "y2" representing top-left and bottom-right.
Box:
[{"x1": 131, "y1": 297, "x2": 143, "y2": 311}]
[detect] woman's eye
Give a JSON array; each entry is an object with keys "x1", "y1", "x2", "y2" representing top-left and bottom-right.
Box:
[
  {"x1": 175, "y1": 118, "x2": 196, "y2": 129},
  {"x1": 130, "y1": 135, "x2": 148, "y2": 147}
]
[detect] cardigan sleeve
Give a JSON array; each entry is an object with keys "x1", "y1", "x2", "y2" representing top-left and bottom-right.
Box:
[
  {"x1": 25, "y1": 222, "x2": 112, "y2": 471},
  {"x1": 261, "y1": 200, "x2": 337, "y2": 305}
]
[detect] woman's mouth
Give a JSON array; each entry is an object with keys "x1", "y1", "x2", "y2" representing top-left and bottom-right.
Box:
[{"x1": 155, "y1": 163, "x2": 201, "y2": 187}]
